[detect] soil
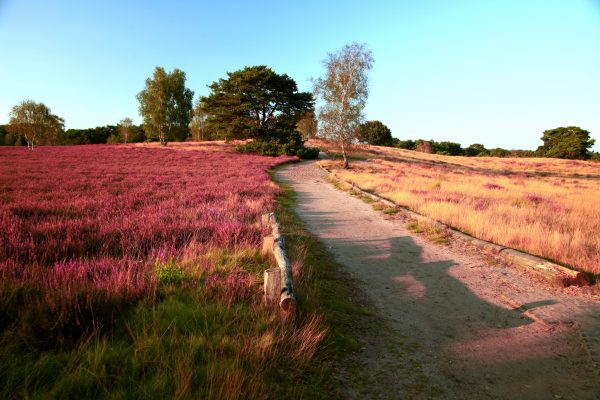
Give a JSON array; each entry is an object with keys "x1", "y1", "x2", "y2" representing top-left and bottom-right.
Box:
[{"x1": 276, "y1": 160, "x2": 600, "y2": 400}]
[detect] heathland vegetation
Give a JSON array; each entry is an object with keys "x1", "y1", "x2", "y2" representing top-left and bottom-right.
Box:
[
  {"x1": 317, "y1": 141, "x2": 600, "y2": 275},
  {"x1": 0, "y1": 143, "x2": 337, "y2": 397}
]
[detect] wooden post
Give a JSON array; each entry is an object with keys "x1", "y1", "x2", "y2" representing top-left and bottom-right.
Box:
[
  {"x1": 262, "y1": 235, "x2": 274, "y2": 256},
  {"x1": 264, "y1": 268, "x2": 281, "y2": 304}
]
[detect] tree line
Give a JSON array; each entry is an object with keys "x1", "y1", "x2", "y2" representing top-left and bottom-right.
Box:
[
  {"x1": 357, "y1": 120, "x2": 598, "y2": 160},
  {"x1": 2, "y1": 42, "x2": 597, "y2": 161}
]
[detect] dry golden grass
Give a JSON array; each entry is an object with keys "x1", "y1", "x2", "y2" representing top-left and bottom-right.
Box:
[
  {"x1": 314, "y1": 140, "x2": 600, "y2": 275},
  {"x1": 131, "y1": 140, "x2": 243, "y2": 152}
]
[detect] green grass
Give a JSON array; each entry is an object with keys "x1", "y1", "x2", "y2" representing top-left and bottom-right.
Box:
[
  {"x1": 406, "y1": 219, "x2": 449, "y2": 245},
  {"x1": 1, "y1": 246, "x2": 330, "y2": 399}
]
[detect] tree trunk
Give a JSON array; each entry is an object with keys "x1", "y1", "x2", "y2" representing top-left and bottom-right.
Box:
[{"x1": 341, "y1": 141, "x2": 349, "y2": 169}]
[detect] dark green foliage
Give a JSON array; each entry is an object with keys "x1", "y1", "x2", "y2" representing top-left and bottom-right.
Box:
[
  {"x1": 590, "y1": 152, "x2": 600, "y2": 161},
  {"x1": 201, "y1": 66, "x2": 313, "y2": 143},
  {"x1": 431, "y1": 141, "x2": 464, "y2": 156},
  {"x1": 237, "y1": 132, "x2": 319, "y2": 159},
  {"x1": 537, "y1": 126, "x2": 596, "y2": 160},
  {"x1": 392, "y1": 138, "x2": 416, "y2": 150},
  {"x1": 295, "y1": 146, "x2": 320, "y2": 159},
  {"x1": 60, "y1": 125, "x2": 118, "y2": 145},
  {"x1": 358, "y1": 120, "x2": 393, "y2": 146},
  {"x1": 465, "y1": 143, "x2": 488, "y2": 157},
  {"x1": 489, "y1": 147, "x2": 512, "y2": 157},
  {"x1": 393, "y1": 137, "x2": 541, "y2": 159},
  {"x1": 0, "y1": 125, "x2": 11, "y2": 146}
]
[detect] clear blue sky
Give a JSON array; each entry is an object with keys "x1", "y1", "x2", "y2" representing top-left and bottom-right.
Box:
[{"x1": 1, "y1": 0, "x2": 599, "y2": 150}]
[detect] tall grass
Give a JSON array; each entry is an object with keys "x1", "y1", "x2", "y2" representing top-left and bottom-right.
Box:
[
  {"x1": 0, "y1": 144, "x2": 330, "y2": 398},
  {"x1": 317, "y1": 142, "x2": 600, "y2": 275}
]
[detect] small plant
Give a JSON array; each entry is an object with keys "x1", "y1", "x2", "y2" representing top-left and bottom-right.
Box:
[
  {"x1": 406, "y1": 219, "x2": 449, "y2": 245},
  {"x1": 155, "y1": 259, "x2": 189, "y2": 284},
  {"x1": 406, "y1": 219, "x2": 424, "y2": 233},
  {"x1": 371, "y1": 203, "x2": 384, "y2": 211}
]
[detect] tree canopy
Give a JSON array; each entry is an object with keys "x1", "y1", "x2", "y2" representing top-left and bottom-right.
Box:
[
  {"x1": 296, "y1": 111, "x2": 318, "y2": 140},
  {"x1": 313, "y1": 42, "x2": 374, "y2": 168},
  {"x1": 537, "y1": 126, "x2": 595, "y2": 160},
  {"x1": 137, "y1": 67, "x2": 194, "y2": 145},
  {"x1": 7, "y1": 100, "x2": 64, "y2": 149},
  {"x1": 200, "y1": 66, "x2": 313, "y2": 142},
  {"x1": 358, "y1": 120, "x2": 393, "y2": 146}
]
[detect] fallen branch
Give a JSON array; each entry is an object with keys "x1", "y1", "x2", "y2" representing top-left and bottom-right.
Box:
[{"x1": 261, "y1": 212, "x2": 296, "y2": 311}]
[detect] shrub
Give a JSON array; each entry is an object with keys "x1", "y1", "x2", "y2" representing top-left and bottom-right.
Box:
[
  {"x1": 237, "y1": 131, "x2": 319, "y2": 159},
  {"x1": 296, "y1": 146, "x2": 320, "y2": 159}
]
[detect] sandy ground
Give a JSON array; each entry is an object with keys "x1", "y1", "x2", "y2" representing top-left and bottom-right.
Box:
[{"x1": 276, "y1": 161, "x2": 600, "y2": 400}]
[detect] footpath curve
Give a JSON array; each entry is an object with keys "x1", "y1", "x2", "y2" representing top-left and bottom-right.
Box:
[{"x1": 276, "y1": 160, "x2": 600, "y2": 400}]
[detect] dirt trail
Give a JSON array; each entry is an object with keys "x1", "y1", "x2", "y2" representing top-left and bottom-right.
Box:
[{"x1": 276, "y1": 161, "x2": 600, "y2": 400}]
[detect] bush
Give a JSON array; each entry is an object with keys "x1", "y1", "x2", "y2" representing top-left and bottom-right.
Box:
[
  {"x1": 296, "y1": 146, "x2": 320, "y2": 159},
  {"x1": 393, "y1": 139, "x2": 416, "y2": 150},
  {"x1": 236, "y1": 131, "x2": 319, "y2": 159}
]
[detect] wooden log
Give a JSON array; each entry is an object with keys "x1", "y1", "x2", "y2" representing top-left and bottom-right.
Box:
[
  {"x1": 264, "y1": 268, "x2": 281, "y2": 304},
  {"x1": 500, "y1": 249, "x2": 589, "y2": 287},
  {"x1": 261, "y1": 211, "x2": 297, "y2": 311},
  {"x1": 273, "y1": 236, "x2": 296, "y2": 312},
  {"x1": 262, "y1": 235, "x2": 274, "y2": 256}
]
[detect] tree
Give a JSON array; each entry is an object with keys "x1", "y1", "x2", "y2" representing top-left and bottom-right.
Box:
[
  {"x1": 537, "y1": 126, "x2": 595, "y2": 160},
  {"x1": 465, "y1": 143, "x2": 488, "y2": 157},
  {"x1": 189, "y1": 100, "x2": 212, "y2": 141},
  {"x1": 358, "y1": 120, "x2": 393, "y2": 146},
  {"x1": 489, "y1": 148, "x2": 511, "y2": 157},
  {"x1": 61, "y1": 125, "x2": 118, "y2": 145},
  {"x1": 7, "y1": 100, "x2": 64, "y2": 149},
  {"x1": 432, "y1": 141, "x2": 464, "y2": 156},
  {"x1": 119, "y1": 117, "x2": 133, "y2": 144},
  {"x1": 313, "y1": 42, "x2": 374, "y2": 168},
  {"x1": 393, "y1": 139, "x2": 416, "y2": 150},
  {"x1": 200, "y1": 66, "x2": 313, "y2": 142},
  {"x1": 296, "y1": 111, "x2": 318, "y2": 140},
  {"x1": 137, "y1": 67, "x2": 194, "y2": 145}
]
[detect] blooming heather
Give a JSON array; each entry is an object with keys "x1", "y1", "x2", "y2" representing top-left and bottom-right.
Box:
[{"x1": 0, "y1": 145, "x2": 293, "y2": 338}]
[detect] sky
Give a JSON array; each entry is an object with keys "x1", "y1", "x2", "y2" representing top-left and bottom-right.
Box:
[{"x1": 1, "y1": 0, "x2": 599, "y2": 151}]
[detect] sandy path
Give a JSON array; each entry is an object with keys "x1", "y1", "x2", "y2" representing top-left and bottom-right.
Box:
[{"x1": 276, "y1": 161, "x2": 600, "y2": 400}]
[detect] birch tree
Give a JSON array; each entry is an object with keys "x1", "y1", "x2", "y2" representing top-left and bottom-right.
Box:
[
  {"x1": 313, "y1": 43, "x2": 373, "y2": 168},
  {"x1": 8, "y1": 100, "x2": 64, "y2": 149},
  {"x1": 118, "y1": 117, "x2": 133, "y2": 144},
  {"x1": 137, "y1": 67, "x2": 194, "y2": 145},
  {"x1": 189, "y1": 100, "x2": 211, "y2": 141}
]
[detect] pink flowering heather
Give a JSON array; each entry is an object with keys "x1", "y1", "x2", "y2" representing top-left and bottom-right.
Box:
[{"x1": 0, "y1": 145, "x2": 293, "y2": 341}]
